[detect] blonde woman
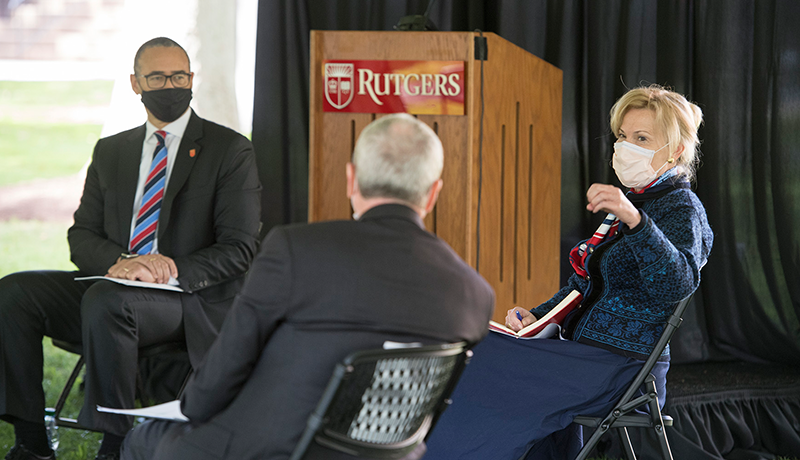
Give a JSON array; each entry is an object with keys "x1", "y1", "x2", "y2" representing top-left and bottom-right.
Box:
[{"x1": 427, "y1": 85, "x2": 713, "y2": 460}]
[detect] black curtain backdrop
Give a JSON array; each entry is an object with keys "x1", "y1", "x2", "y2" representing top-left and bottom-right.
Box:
[{"x1": 251, "y1": 0, "x2": 800, "y2": 368}]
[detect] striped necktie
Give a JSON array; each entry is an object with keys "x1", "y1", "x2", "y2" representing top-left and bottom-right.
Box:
[{"x1": 129, "y1": 130, "x2": 167, "y2": 255}]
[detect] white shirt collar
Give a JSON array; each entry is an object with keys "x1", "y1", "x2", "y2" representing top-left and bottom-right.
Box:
[{"x1": 144, "y1": 107, "x2": 192, "y2": 141}]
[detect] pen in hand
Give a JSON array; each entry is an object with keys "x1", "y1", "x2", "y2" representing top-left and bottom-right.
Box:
[{"x1": 516, "y1": 310, "x2": 524, "y2": 328}]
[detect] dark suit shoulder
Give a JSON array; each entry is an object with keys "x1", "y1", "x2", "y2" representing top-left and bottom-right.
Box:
[
  {"x1": 94, "y1": 123, "x2": 143, "y2": 146},
  {"x1": 281, "y1": 218, "x2": 462, "y2": 260},
  {"x1": 197, "y1": 116, "x2": 251, "y2": 144},
  {"x1": 97, "y1": 124, "x2": 145, "y2": 145},
  {"x1": 280, "y1": 218, "x2": 359, "y2": 234},
  {"x1": 89, "y1": 125, "x2": 144, "y2": 170},
  {"x1": 276, "y1": 218, "x2": 427, "y2": 245},
  {"x1": 267, "y1": 217, "x2": 494, "y2": 344},
  {"x1": 277, "y1": 217, "x2": 492, "y2": 295},
  {"x1": 188, "y1": 116, "x2": 254, "y2": 169}
]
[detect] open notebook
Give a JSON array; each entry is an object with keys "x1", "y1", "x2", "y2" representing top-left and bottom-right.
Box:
[{"x1": 489, "y1": 290, "x2": 582, "y2": 339}]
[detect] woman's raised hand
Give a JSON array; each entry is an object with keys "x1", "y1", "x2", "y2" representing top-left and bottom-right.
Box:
[{"x1": 586, "y1": 183, "x2": 642, "y2": 228}]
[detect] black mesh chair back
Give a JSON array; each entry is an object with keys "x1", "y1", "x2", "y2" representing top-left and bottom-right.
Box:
[
  {"x1": 572, "y1": 293, "x2": 695, "y2": 460},
  {"x1": 289, "y1": 342, "x2": 472, "y2": 460}
]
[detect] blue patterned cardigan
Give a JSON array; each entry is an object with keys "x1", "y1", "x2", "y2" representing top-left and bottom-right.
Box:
[{"x1": 531, "y1": 179, "x2": 713, "y2": 361}]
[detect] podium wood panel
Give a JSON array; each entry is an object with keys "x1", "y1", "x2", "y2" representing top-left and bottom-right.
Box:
[{"x1": 309, "y1": 31, "x2": 562, "y2": 323}]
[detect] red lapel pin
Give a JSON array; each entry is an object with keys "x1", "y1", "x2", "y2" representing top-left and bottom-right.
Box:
[{"x1": 189, "y1": 149, "x2": 196, "y2": 157}]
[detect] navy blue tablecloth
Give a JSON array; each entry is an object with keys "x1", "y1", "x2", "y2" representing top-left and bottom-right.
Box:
[{"x1": 425, "y1": 333, "x2": 661, "y2": 460}]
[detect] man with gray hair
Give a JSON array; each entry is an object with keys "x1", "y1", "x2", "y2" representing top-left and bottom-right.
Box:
[
  {"x1": 121, "y1": 113, "x2": 495, "y2": 460},
  {"x1": 350, "y1": 113, "x2": 444, "y2": 214}
]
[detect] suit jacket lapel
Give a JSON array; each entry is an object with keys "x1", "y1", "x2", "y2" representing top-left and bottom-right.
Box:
[
  {"x1": 160, "y1": 110, "x2": 202, "y2": 236},
  {"x1": 118, "y1": 125, "x2": 146, "y2": 246}
]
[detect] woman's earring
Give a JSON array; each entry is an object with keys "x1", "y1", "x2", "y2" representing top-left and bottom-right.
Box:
[{"x1": 667, "y1": 157, "x2": 674, "y2": 163}]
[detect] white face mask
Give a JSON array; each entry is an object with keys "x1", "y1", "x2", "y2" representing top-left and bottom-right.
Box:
[{"x1": 612, "y1": 141, "x2": 670, "y2": 189}]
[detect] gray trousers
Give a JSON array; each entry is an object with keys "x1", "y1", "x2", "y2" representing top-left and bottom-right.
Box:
[{"x1": 0, "y1": 270, "x2": 184, "y2": 436}]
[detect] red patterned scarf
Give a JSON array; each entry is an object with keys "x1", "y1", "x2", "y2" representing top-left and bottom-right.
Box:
[{"x1": 569, "y1": 213, "x2": 620, "y2": 277}]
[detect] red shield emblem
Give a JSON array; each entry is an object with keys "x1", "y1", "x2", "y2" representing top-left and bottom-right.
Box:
[{"x1": 324, "y1": 63, "x2": 354, "y2": 110}]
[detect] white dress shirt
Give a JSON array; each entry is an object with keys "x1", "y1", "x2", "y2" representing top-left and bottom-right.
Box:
[{"x1": 128, "y1": 108, "x2": 192, "y2": 255}]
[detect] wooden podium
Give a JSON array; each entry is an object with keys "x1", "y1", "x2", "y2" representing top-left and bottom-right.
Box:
[{"x1": 308, "y1": 31, "x2": 562, "y2": 322}]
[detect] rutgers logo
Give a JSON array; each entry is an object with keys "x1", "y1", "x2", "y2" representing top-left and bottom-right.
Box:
[
  {"x1": 322, "y1": 60, "x2": 466, "y2": 114},
  {"x1": 324, "y1": 63, "x2": 354, "y2": 109}
]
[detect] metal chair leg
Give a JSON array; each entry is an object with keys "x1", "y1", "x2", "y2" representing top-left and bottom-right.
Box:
[
  {"x1": 617, "y1": 427, "x2": 637, "y2": 460},
  {"x1": 571, "y1": 293, "x2": 694, "y2": 460},
  {"x1": 176, "y1": 369, "x2": 193, "y2": 398},
  {"x1": 53, "y1": 356, "x2": 83, "y2": 422},
  {"x1": 645, "y1": 379, "x2": 673, "y2": 460},
  {"x1": 574, "y1": 414, "x2": 614, "y2": 460},
  {"x1": 53, "y1": 348, "x2": 191, "y2": 431},
  {"x1": 53, "y1": 355, "x2": 99, "y2": 431}
]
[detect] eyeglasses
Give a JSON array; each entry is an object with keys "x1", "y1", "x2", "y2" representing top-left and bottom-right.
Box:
[{"x1": 139, "y1": 72, "x2": 191, "y2": 89}]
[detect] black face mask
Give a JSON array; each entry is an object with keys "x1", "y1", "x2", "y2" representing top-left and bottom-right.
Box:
[{"x1": 141, "y1": 88, "x2": 193, "y2": 123}]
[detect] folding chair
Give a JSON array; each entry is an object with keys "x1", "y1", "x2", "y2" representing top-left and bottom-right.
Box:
[
  {"x1": 289, "y1": 342, "x2": 472, "y2": 460},
  {"x1": 572, "y1": 293, "x2": 695, "y2": 460},
  {"x1": 50, "y1": 339, "x2": 192, "y2": 431}
]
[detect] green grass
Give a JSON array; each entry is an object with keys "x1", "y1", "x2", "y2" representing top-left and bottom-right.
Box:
[
  {"x1": 0, "y1": 220, "x2": 100, "y2": 460},
  {"x1": 0, "y1": 81, "x2": 114, "y2": 107},
  {"x1": 0, "y1": 121, "x2": 99, "y2": 187},
  {"x1": 0, "y1": 80, "x2": 110, "y2": 187},
  {"x1": 1, "y1": 80, "x2": 108, "y2": 458},
  {"x1": 0, "y1": 219, "x2": 75, "y2": 277},
  {"x1": 0, "y1": 220, "x2": 96, "y2": 458},
  {"x1": 0, "y1": 342, "x2": 103, "y2": 459},
  {"x1": 0, "y1": 220, "x2": 103, "y2": 458}
]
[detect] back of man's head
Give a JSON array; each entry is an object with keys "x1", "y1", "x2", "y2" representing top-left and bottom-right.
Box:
[{"x1": 352, "y1": 113, "x2": 443, "y2": 208}]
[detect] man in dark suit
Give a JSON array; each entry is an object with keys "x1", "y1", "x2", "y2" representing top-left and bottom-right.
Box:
[
  {"x1": 119, "y1": 113, "x2": 495, "y2": 460},
  {"x1": 0, "y1": 37, "x2": 261, "y2": 460}
]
